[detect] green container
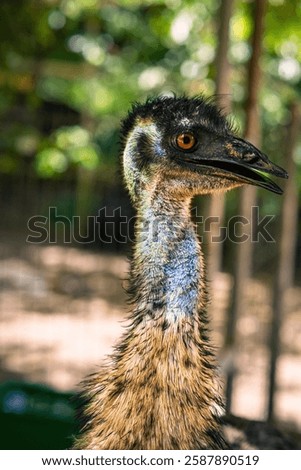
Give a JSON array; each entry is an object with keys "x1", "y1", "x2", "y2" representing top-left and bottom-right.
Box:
[{"x1": 0, "y1": 381, "x2": 78, "y2": 449}]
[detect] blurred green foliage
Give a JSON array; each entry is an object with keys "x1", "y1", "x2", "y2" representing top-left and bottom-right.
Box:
[{"x1": 0, "y1": 0, "x2": 300, "y2": 193}]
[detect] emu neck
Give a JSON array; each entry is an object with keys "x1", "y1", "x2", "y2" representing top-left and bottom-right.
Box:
[{"x1": 76, "y1": 191, "x2": 226, "y2": 450}]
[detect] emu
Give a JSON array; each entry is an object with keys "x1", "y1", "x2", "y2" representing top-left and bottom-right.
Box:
[{"x1": 73, "y1": 96, "x2": 295, "y2": 450}]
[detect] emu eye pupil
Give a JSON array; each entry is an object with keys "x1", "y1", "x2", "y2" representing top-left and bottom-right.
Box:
[{"x1": 176, "y1": 133, "x2": 196, "y2": 150}]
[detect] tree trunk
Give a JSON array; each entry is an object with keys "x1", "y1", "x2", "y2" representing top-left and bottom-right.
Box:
[
  {"x1": 206, "y1": 0, "x2": 234, "y2": 281},
  {"x1": 267, "y1": 103, "x2": 300, "y2": 420},
  {"x1": 225, "y1": 0, "x2": 267, "y2": 413}
]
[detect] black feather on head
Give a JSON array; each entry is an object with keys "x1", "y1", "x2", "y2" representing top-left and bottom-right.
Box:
[{"x1": 120, "y1": 95, "x2": 232, "y2": 148}]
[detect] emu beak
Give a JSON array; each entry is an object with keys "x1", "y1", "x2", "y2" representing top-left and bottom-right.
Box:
[{"x1": 175, "y1": 136, "x2": 288, "y2": 194}]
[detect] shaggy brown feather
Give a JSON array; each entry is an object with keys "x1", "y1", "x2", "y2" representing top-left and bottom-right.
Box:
[{"x1": 74, "y1": 315, "x2": 226, "y2": 449}]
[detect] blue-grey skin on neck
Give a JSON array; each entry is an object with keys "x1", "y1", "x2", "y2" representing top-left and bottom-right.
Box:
[{"x1": 136, "y1": 199, "x2": 201, "y2": 322}]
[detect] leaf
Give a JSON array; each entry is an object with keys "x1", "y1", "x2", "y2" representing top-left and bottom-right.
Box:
[{"x1": 35, "y1": 148, "x2": 68, "y2": 177}]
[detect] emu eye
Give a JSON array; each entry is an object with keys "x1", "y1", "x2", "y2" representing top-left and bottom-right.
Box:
[{"x1": 176, "y1": 133, "x2": 196, "y2": 150}]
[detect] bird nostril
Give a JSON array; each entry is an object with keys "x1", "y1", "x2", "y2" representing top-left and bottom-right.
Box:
[{"x1": 243, "y1": 152, "x2": 260, "y2": 164}]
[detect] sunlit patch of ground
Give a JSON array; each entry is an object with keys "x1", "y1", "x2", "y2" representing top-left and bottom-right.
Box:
[{"x1": 0, "y1": 241, "x2": 300, "y2": 433}]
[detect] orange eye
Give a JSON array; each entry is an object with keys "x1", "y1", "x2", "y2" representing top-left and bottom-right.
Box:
[{"x1": 176, "y1": 133, "x2": 196, "y2": 150}]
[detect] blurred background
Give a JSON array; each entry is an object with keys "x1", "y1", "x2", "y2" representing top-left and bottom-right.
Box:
[{"x1": 0, "y1": 0, "x2": 300, "y2": 449}]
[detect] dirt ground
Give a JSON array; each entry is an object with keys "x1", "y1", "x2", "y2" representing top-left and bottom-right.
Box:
[{"x1": 0, "y1": 238, "x2": 301, "y2": 434}]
